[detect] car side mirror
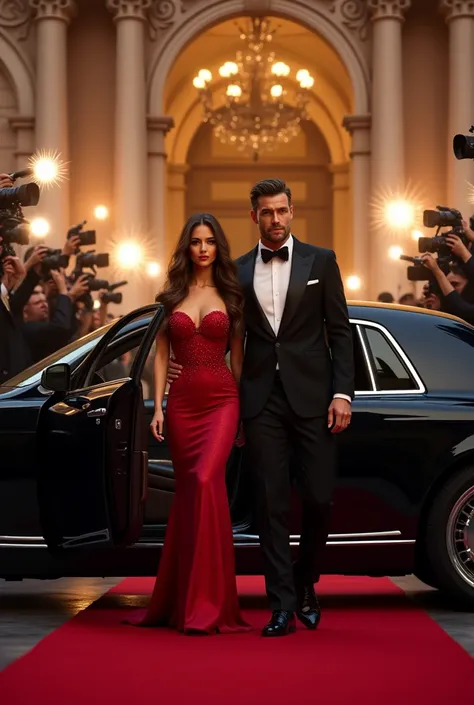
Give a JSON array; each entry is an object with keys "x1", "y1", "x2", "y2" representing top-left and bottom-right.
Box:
[{"x1": 41, "y1": 363, "x2": 71, "y2": 393}]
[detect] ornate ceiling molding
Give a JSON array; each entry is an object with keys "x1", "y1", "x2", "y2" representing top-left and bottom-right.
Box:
[{"x1": 329, "y1": 1, "x2": 371, "y2": 41}]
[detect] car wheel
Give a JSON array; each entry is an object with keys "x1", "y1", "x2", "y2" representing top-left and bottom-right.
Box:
[{"x1": 425, "y1": 466, "x2": 474, "y2": 608}]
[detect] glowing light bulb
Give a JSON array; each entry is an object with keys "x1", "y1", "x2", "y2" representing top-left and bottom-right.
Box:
[
  {"x1": 270, "y1": 84, "x2": 283, "y2": 98},
  {"x1": 412, "y1": 229, "x2": 423, "y2": 241},
  {"x1": 346, "y1": 275, "x2": 361, "y2": 291},
  {"x1": 388, "y1": 245, "x2": 403, "y2": 260},
  {"x1": 299, "y1": 75, "x2": 314, "y2": 89},
  {"x1": 30, "y1": 217, "x2": 50, "y2": 237},
  {"x1": 94, "y1": 205, "x2": 109, "y2": 220},
  {"x1": 271, "y1": 62, "x2": 290, "y2": 77},
  {"x1": 296, "y1": 69, "x2": 310, "y2": 82},
  {"x1": 116, "y1": 241, "x2": 143, "y2": 269},
  {"x1": 226, "y1": 84, "x2": 242, "y2": 98},
  {"x1": 193, "y1": 76, "x2": 206, "y2": 89},
  {"x1": 198, "y1": 69, "x2": 212, "y2": 83}
]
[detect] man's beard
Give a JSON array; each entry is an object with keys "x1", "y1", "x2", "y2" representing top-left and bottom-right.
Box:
[{"x1": 260, "y1": 224, "x2": 291, "y2": 244}]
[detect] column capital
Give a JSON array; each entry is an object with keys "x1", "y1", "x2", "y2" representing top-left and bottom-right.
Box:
[
  {"x1": 106, "y1": 0, "x2": 152, "y2": 21},
  {"x1": 368, "y1": 0, "x2": 411, "y2": 21},
  {"x1": 147, "y1": 115, "x2": 175, "y2": 134},
  {"x1": 29, "y1": 0, "x2": 77, "y2": 22},
  {"x1": 440, "y1": 0, "x2": 474, "y2": 21},
  {"x1": 342, "y1": 114, "x2": 371, "y2": 134}
]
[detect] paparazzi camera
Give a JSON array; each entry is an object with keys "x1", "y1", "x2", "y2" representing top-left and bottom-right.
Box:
[
  {"x1": 70, "y1": 250, "x2": 110, "y2": 311},
  {"x1": 0, "y1": 180, "x2": 40, "y2": 276},
  {"x1": 400, "y1": 254, "x2": 444, "y2": 297},
  {"x1": 67, "y1": 220, "x2": 96, "y2": 248},
  {"x1": 40, "y1": 249, "x2": 70, "y2": 279},
  {"x1": 453, "y1": 126, "x2": 474, "y2": 160},
  {"x1": 403, "y1": 206, "x2": 470, "y2": 286}
]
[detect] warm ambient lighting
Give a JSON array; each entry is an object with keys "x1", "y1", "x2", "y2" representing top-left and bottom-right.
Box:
[
  {"x1": 146, "y1": 261, "x2": 161, "y2": 277},
  {"x1": 388, "y1": 245, "x2": 403, "y2": 260},
  {"x1": 30, "y1": 217, "x2": 50, "y2": 237},
  {"x1": 94, "y1": 205, "x2": 109, "y2": 220},
  {"x1": 346, "y1": 275, "x2": 361, "y2": 291},
  {"x1": 115, "y1": 242, "x2": 143, "y2": 269}
]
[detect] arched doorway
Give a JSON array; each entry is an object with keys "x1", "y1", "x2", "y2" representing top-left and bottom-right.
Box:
[
  {"x1": 185, "y1": 120, "x2": 332, "y2": 258},
  {"x1": 160, "y1": 15, "x2": 356, "y2": 275}
]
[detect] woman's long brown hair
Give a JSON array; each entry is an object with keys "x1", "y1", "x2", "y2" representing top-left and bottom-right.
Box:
[{"x1": 156, "y1": 213, "x2": 244, "y2": 334}]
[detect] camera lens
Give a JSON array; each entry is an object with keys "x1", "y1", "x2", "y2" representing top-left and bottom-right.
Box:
[{"x1": 453, "y1": 134, "x2": 474, "y2": 160}]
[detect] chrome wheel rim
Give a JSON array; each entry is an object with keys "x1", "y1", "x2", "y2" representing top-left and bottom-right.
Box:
[{"x1": 446, "y1": 486, "x2": 474, "y2": 588}]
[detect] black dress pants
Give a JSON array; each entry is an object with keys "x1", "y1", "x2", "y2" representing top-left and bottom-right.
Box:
[{"x1": 244, "y1": 374, "x2": 336, "y2": 611}]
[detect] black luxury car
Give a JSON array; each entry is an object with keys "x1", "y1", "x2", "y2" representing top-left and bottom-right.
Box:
[{"x1": 1, "y1": 302, "x2": 474, "y2": 606}]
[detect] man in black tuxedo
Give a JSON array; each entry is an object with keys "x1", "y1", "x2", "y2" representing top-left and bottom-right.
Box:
[{"x1": 236, "y1": 178, "x2": 354, "y2": 636}]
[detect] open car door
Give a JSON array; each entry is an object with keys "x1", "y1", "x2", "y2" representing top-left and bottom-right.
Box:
[{"x1": 37, "y1": 305, "x2": 164, "y2": 553}]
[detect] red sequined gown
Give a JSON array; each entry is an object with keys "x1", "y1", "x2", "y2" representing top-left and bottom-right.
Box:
[{"x1": 127, "y1": 310, "x2": 251, "y2": 634}]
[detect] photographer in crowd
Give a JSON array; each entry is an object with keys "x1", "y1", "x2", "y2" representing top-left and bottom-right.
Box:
[{"x1": 420, "y1": 218, "x2": 474, "y2": 322}]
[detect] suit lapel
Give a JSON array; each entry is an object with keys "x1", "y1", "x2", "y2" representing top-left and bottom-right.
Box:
[
  {"x1": 238, "y1": 248, "x2": 276, "y2": 339},
  {"x1": 278, "y1": 238, "x2": 315, "y2": 336}
]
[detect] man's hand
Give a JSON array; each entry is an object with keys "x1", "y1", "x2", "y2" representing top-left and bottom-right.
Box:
[
  {"x1": 24, "y1": 245, "x2": 48, "y2": 273},
  {"x1": 446, "y1": 233, "x2": 471, "y2": 262},
  {"x1": 327, "y1": 398, "x2": 351, "y2": 434},
  {"x1": 62, "y1": 235, "x2": 81, "y2": 256},
  {"x1": 2, "y1": 255, "x2": 25, "y2": 288},
  {"x1": 462, "y1": 219, "x2": 474, "y2": 243},
  {"x1": 0, "y1": 173, "x2": 14, "y2": 189},
  {"x1": 50, "y1": 269, "x2": 68, "y2": 295},
  {"x1": 67, "y1": 274, "x2": 89, "y2": 301},
  {"x1": 421, "y1": 253, "x2": 439, "y2": 272},
  {"x1": 167, "y1": 357, "x2": 183, "y2": 384}
]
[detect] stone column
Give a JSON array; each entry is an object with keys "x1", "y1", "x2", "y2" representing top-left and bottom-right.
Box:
[
  {"x1": 440, "y1": 0, "x2": 474, "y2": 217},
  {"x1": 167, "y1": 163, "x2": 189, "y2": 262},
  {"x1": 368, "y1": 0, "x2": 411, "y2": 300},
  {"x1": 107, "y1": 0, "x2": 151, "y2": 312},
  {"x1": 29, "y1": 0, "x2": 76, "y2": 247},
  {"x1": 329, "y1": 163, "x2": 351, "y2": 286},
  {"x1": 343, "y1": 115, "x2": 372, "y2": 301},
  {"x1": 9, "y1": 117, "x2": 36, "y2": 172},
  {"x1": 148, "y1": 116, "x2": 174, "y2": 289}
]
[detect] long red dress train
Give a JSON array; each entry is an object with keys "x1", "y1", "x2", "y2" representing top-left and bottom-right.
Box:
[{"x1": 126, "y1": 310, "x2": 251, "y2": 634}]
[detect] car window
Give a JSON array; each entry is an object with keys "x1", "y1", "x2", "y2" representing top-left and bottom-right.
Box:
[
  {"x1": 363, "y1": 325, "x2": 416, "y2": 391},
  {"x1": 351, "y1": 325, "x2": 372, "y2": 392}
]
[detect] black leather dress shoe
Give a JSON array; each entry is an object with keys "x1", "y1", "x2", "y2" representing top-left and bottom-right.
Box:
[
  {"x1": 296, "y1": 584, "x2": 321, "y2": 630},
  {"x1": 261, "y1": 610, "x2": 296, "y2": 637}
]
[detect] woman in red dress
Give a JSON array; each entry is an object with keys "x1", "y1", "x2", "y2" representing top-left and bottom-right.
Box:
[{"x1": 127, "y1": 213, "x2": 251, "y2": 635}]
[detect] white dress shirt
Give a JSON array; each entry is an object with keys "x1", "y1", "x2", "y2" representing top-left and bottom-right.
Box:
[{"x1": 253, "y1": 235, "x2": 351, "y2": 404}]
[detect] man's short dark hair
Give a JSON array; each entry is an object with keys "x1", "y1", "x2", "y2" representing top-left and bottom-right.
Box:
[{"x1": 250, "y1": 178, "x2": 292, "y2": 212}]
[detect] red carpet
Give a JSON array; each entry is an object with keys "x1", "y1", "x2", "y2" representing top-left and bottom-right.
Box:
[{"x1": 0, "y1": 576, "x2": 472, "y2": 705}]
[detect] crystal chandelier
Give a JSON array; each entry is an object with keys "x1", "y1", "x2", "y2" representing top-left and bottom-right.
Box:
[{"x1": 192, "y1": 17, "x2": 314, "y2": 160}]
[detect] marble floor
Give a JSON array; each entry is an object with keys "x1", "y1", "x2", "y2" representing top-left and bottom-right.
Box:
[{"x1": 0, "y1": 575, "x2": 473, "y2": 672}]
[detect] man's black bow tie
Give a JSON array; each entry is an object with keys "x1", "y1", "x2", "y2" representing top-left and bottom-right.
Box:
[{"x1": 261, "y1": 246, "x2": 289, "y2": 264}]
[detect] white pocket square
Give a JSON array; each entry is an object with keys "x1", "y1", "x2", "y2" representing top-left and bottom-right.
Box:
[{"x1": 307, "y1": 279, "x2": 319, "y2": 286}]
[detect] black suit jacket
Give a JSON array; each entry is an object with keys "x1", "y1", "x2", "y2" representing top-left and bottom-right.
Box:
[{"x1": 236, "y1": 237, "x2": 354, "y2": 419}]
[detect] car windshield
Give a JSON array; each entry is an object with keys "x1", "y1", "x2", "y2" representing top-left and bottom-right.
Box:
[{"x1": 0, "y1": 323, "x2": 114, "y2": 390}]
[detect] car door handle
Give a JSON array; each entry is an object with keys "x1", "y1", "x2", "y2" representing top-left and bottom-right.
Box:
[{"x1": 87, "y1": 408, "x2": 107, "y2": 418}]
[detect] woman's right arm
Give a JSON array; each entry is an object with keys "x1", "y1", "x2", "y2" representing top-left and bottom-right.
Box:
[{"x1": 150, "y1": 329, "x2": 170, "y2": 441}]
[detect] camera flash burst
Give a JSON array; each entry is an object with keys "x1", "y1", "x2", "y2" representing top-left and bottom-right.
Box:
[
  {"x1": 94, "y1": 205, "x2": 109, "y2": 220},
  {"x1": 30, "y1": 217, "x2": 50, "y2": 238},
  {"x1": 28, "y1": 150, "x2": 69, "y2": 189},
  {"x1": 388, "y1": 245, "x2": 403, "y2": 260},
  {"x1": 115, "y1": 241, "x2": 143, "y2": 270},
  {"x1": 146, "y1": 261, "x2": 161, "y2": 277},
  {"x1": 346, "y1": 275, "x2": 361, "y2": 291}
]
